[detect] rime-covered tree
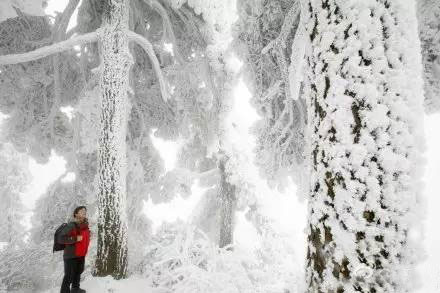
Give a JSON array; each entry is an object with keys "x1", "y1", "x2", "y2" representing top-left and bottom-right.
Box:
[
  {"x1": 165, "y1": 0, "x2": 260, "y2": 248},
  {"x1": 92, "y1": 0, "x2": 132, "y2": 279},
  {"x1": 303, "y1": 0, "x2": 425, "y2": 291},
  {"x1": 235, "y1": 0, "x2": 307, "y2": 191}
]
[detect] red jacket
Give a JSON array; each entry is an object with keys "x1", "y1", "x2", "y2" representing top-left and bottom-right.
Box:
[
  {"x1": 58, "y1": 220, "x2": 91, "y2": 259},
  {"x1": 74, "y1": 222, "x2": 90, "y2": 257}
]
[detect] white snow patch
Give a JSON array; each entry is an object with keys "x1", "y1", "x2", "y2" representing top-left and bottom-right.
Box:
[
  {"x1": 150, "y1": 130, "x2": 182, "y2": 172},
  {"x1": 60, "y1": 106, "x2": 75, "y2": 121},
  {"x1": 61, "y1": 171, "x2": 76, "y2": 183}
]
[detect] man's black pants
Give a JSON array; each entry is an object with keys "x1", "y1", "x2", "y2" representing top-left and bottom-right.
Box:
[{"x1": 60, "y1": 256, "x2": 85, "y2": 293}]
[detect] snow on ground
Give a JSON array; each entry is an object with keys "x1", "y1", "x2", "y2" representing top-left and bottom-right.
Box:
[{"x1": 42, "y1": 276, "x2": 167, "y2": 293}]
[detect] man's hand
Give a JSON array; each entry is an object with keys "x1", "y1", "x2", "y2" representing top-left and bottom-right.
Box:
[{"x1": 77, "y1": 235, "x2": 83, "y2": 242}]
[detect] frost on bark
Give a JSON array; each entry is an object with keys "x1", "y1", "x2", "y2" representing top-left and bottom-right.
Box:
[
  {"x1": 218, "y1": 154, "x2": 237, "y2": 249},
  {"x1": 95, "y1": 0, "x2": 132, "y2": 279},
  {"x1": 417, "y1": 0, "x2": 440, "y2": 113},
  {"x1": 304, "y1": 0, "x2": 425, "y2": 292}
]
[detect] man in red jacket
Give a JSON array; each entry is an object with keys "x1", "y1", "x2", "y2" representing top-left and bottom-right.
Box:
[{"x1": 58, "y1": 206, "x2": 91, "y2": 293}]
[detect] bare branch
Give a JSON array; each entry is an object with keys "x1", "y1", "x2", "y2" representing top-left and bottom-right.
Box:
[
  {"x1": 261, "y1": 80, "x2": 282, "y2": 102},
  {"x1": 142, "y1": 0, "x2": 184, "y2": 64},
  {"x1": 50, "y1": 0, "x2": 81, "y2": 138},
  {"x1": 0, "y1": 32, "x2": 98, "y2": 65},
  {"x1": 192, "y1": 168, "x2": 219, "y2": 181},
  {"x1": 65, "y1": 26, "x2": 77, "y2": 39},
  {"x1": 54, "y1": 0, "x2": 80, "y2": 39},
  {"x1": 127, "y1": 30, "x2": 170, "y2": 103}
]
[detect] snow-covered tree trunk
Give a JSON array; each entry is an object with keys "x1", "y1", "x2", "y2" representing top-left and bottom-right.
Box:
[
  {"x1": 303, "y1": 0, "x2": 425, "y2": 292},
  {"x1": 417, "y1": 0, "x2": 440, "y2": 113},
  {"x1": 95, "y1": 0, "x2": 132, "y2": 279},
  {"x1": 218, "y1": 155, "x2": 237, "y2": 248}
]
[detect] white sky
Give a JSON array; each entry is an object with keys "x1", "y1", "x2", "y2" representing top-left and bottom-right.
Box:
[
  {"x1": 1, "y1": 0, "x2": 439, "y2": 291},
  {"x1": 415, "y1": 113, "x2": 440, "y2": 292},
  {"x1": 44, "y1": 0, "x2": 79, "y2": 30}
]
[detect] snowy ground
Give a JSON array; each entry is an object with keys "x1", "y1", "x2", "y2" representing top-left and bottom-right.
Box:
[{"x1": 41, "y1": 276, "x2": 167, "y2": 293}]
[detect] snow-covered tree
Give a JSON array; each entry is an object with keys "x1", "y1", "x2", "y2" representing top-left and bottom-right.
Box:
[
  {"x1": 93, "y1": 0, "x2": 132, "y2": 279},
  {"x1": 303, "y1": 0, "x2": 425, "y2": 291},
  {"x1": 235, "y1": 0, "x2": 307, "y2": 191},
  {"x1": 0, "y1": 13, "x2": 77, "y2": 163},
  {"x1": 135, "y1": 0, "x2": 241, "y2": 249}
]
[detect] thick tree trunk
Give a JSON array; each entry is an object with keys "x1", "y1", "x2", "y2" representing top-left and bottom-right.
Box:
[
  {"x1": 218, "y1": 155, "x2": 237, "y2": 249},
  {"x1": 95, "y1": 0, "x2": 132, "y2": 279},
  {"x1": 303, "y1": 0, "x2": 424, "y2": 292}
]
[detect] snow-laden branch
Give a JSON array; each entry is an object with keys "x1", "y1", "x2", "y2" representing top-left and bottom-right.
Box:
[
  {"x1": 0, "y1": 31, "x2": 98, "y2": 65},
  {"x1": 127, "y1": 30, "x2": 170, "y2": 103}
]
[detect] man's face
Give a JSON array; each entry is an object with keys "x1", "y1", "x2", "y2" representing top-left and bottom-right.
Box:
[{"x1": 76, "y1": 208, "x2": 87, "y2": 220}]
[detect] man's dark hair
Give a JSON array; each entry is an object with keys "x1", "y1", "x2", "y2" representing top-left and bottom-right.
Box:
[{"x1": 73, "y1": 206, "x2": 87, "y2": 218}]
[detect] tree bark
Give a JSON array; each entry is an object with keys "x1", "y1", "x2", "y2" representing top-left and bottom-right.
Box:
[
  {"x1": 303, "y1": 0, "x2": 424, "y2": 292},
  {"x1": 95, "y1": 0, "x2": 132, "y2": 279},
  {"x1": 218, "y1": 155, "x2": 237, "y2": 249}
]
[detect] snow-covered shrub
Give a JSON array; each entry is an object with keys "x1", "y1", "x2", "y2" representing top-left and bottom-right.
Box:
[
  {"x1": 0, "y1": 243, "x2": 63, "y2": 292},
  {"x1": 142, "y1": 223, "x2": 253, "y2": 292},
  {"x1": 142, "y1": 222, "x2": 302, "y2": 293}
]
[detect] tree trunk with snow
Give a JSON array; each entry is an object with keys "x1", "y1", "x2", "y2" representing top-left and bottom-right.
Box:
[
  {"x1": 95, "y1": 0, "x2": 132, "y2": 279},
  {"x1": 303, "y1": 0, "x2": 424, "y2": 291},
  {"x1": 218, "y1": 155, "x2": 237, "y2": 249}
]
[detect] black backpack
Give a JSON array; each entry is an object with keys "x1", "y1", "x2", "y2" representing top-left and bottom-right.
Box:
[{"x1": 53, "y1": 223, "x2": 68, "y2": 252}]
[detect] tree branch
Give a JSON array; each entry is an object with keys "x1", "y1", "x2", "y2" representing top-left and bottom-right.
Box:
[
  {"x1": 127, "y1": 30, "x2": 170, "y2": 103},
  {"x1": 142, "y1": 0, "x2": 184, "y2": 64},
  {"x1": 50, "y1": 0, "x2": 80, "y2": 139},
  {"x1": 0, "y1": 32, "x2": 98, "y2": 65},
  {"x1": 54, "y1": 0, "x2": 80, "y2": 39}
]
